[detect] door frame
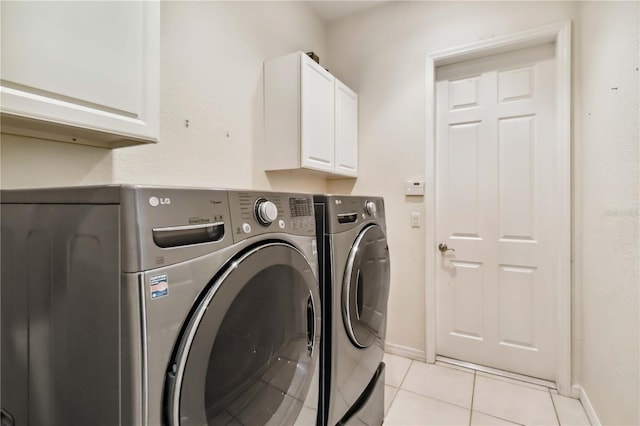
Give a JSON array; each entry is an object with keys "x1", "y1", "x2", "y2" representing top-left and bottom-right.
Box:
[{"x1": 424, "y1": 21, "x2": 572, "y2": 395}]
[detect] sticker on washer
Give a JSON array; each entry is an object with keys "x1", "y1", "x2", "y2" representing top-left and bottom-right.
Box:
[{"x1": 150, "y1": 273, "x2": 169, "y2": 299}]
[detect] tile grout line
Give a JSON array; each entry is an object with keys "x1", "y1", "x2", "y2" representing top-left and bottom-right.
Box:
[
  {"x1": 397, "y1": 360, "x2": 479, "y2": 412},
  {"x1": 386, "y1": 385, "x2": 399, "y2": 419},
  {"x1": 468, "y1": 372, "x2": 527, "y2": 426},
  {"x1": 549, "y1": 388, "x2": 562, "y2": 426},
  {"x1": 398, "y1": 359, "x2": 413, "y2": 388},
  {"x1": 385, "y1": 358, "x2": 414, "y2": 419},
  {"x1": 392, "y1": 355, "x2": 561, "y2": 426},
  {"x1": 469, "y1": 371, "x2": 476, "y2": 426},
  {"x1": 472, "y1": 409, "x2": 527, "y2": 426},
  {"x1": 396, "y1": 384, "x2": 475, "y2": 412}
]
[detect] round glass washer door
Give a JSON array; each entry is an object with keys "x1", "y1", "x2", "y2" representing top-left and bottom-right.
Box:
[
  {"x1": 165, "y1": 242, "x2": 320, "y2": 426},
  {"x1": 342, "y1": 224, "x2": 391, "y2": 348}
]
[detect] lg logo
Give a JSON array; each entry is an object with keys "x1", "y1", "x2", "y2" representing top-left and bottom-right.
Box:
[{"x1": 149, "y1": 196, "x2": 171, "y2": 207}]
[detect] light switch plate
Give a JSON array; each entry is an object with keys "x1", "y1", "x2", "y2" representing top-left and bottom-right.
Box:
[{"x1": 411, "y1": 212, "x2": 421, "y2": 227}]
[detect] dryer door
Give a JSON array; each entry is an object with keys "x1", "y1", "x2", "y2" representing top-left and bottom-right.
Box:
[
  {"x1": 165, "y1": 242, "x2": 320, "y2": 426},
  {"x1": 342, "y1": 225, "x2": 390, "y2": 348}
]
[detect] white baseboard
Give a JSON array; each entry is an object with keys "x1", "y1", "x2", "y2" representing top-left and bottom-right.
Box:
[
  {"x1": 571, "y1": 384, "x2": 601, "y2": 426},
  {"x1": 384, "y1": 342, "x2": 426, "y2": 362}
]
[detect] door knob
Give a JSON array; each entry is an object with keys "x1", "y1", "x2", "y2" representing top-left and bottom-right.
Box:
[{"x1": 438, "y1": 243, "x2": 455, "y2": 253}]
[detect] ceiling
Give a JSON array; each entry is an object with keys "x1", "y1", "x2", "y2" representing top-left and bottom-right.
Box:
[{"x1": 306, "y1": 1, "x2": 386, "y2": 22}]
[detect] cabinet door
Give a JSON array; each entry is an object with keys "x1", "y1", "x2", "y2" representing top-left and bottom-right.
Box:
[
  {"x1": 334, "y1": 80, "x2": 358, "y2": 177},
  {"x1": 300, "y1": 55, "x2": 335, "y2": 173},
  {"x1": 0, "y1": 1, "x2": 159, "y2": 148}
]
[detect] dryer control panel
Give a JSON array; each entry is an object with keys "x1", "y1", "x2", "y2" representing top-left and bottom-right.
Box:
[
  {"x1": 228, "y1": 191, "x2": 315, "y2": 242},
  {"x1": 314, "y1": 195, "x2": 386, "y2": 234}
]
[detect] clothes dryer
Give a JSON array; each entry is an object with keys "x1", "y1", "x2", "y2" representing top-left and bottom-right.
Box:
[
  {"x1": 1, "y1": 185, "x2": 320, "y2": 426},
  {"x1": 314, "y1": 195, "x2": 390, "y2": 426}
]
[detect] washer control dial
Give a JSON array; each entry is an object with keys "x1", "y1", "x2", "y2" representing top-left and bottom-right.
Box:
[
  {"x1": 364, "y1": 201, "x2": 377, "y2": 216},
  {"x1": 255, "y1": 199, "x2": 278, "y2": 226}
]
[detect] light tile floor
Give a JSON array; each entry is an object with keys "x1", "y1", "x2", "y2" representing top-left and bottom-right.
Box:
[{"x1": 383, "y1": 353, "x2": 591, "y2": 426}]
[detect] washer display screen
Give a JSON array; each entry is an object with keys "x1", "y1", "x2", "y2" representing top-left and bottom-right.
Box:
[{"x1": 289, "y1": 197, "x2": 312, "y2": 217}]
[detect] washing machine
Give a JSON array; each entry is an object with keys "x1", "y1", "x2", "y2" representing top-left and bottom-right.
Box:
[
  {"x1": 1, "y1": 185, "x2": 321, "y2": 426},
  {"x1": 314, "y1": 195, "x2": 390, "y2": 426}
]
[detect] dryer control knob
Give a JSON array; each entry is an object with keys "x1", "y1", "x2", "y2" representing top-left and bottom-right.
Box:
[
  {"x1": 364, "y1": 201, "x2": 377, "y2": 216},
  {"x1": 256, "y1": 200, "x2": 278, "y2": 225}
]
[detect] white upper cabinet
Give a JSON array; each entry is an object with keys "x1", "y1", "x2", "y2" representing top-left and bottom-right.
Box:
[
  {"x1": 264, "y1": 51, "x2": 358, "y2": 177},
  {"x1": 334, "y1": 80, "x2": 358, "y2": 177},
  {"x1": 301, "y1": 57, "x2": 335, "y2": 173},
  {"x1": 0, "y1": 1, "x2": 159, "y2": 148}
]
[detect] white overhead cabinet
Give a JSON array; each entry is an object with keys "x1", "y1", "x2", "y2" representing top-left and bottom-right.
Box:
[
  {"x1": 264, "y1": 52, "x2": 358, "y2": 177},
  {"x1": 0, "y1": 1, "x2": 159, "y2": 148},
  {"x1": 334, "y1": 80, "x2": 358, "y2": 177}
]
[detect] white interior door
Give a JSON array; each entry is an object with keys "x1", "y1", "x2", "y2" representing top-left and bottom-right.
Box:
[{"x1": 435, "y1": 44, "x2": 558, "y2": 380}]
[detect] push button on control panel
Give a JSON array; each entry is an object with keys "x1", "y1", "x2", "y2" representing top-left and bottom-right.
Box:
[{"x1": 242, "y1": 223, "x2": 252, "y2": 234}]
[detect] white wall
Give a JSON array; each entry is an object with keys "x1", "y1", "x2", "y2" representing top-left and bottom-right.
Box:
[
  {"x1": 324, "y1": 0, "x2": 581, "y2": 359},
  {"x1": 325, "y1": 1, "x2": 638, "y2": 424},
  {"x1": 577, "y1": 2, "x2": 639, "y2": 424},
  {"x1": 1, "y1": 1, "x2": 329, "y2": 194},
  {"x1": 0, "y1": 134, "x2": 114, "y2": 187},
  {"x1": 1, "y1": 1, "x2": 638, "y2": 423}
]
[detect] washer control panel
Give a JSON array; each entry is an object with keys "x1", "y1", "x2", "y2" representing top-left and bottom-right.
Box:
[
  {"x1": 127, "y1": 186, "x2": 234, "y2": 270},
  {"x1": 228, "y1": 191, "x2": 315, "y2": 242},
  {"x1": 254, "y1": 198, "x2": 279, "y2": 226}
]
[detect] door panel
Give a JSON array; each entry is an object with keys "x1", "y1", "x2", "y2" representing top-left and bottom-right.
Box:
[
  {"x1": 498, "y1": 265, "x2": 537, "y2": 349},
  {"x1": 450, "y1": 260, "x2": 483, "y2": 340},
  {"x1": 435, "y1": 43, "x2": 557, "y2": 380},
  {"x1": 449, "y1": 122, "x2": 481, "y2": 238},
  {"x1": 449, "y1": 75, "x2": 480, "y2": 109},
  {"x1": 301, "y1": 56, "x2": 335, "y2": 172},
  {"x1": 498, "y1": 115, "x2": 536, "y2": 240},
  {"x1": 335, "y1": 80, "x2": 358, "y2": 176},
  {"x1": 498, "y1": 66, "x2": 534, "y2": 102}
]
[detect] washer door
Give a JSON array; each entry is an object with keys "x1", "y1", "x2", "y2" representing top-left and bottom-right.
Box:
[
  {"x1": 342, "y1": 225, "x2": 390, "y2": 348},
  {"x1": 165, "y1": 242, "x2": 320, "y2": 426}
]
